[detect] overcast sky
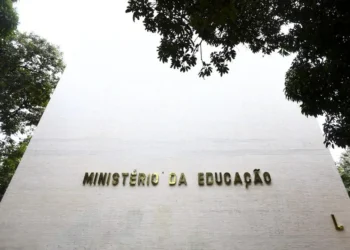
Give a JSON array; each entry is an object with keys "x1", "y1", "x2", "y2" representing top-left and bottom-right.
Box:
[{"x1": 15, "y1": 0, "x2": 343, "y2": 162}]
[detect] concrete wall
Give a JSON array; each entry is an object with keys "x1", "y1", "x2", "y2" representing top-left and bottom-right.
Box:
[{"x1": 1, "y1": 77, "x2": 350, "y2": 249}]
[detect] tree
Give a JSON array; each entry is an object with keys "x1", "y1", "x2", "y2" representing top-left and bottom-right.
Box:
[
  {"x1": 0, "y1": 32, "x2": 65, "y2": 201},
  {"x1": 0, "y1": 0, "x2": 65, "y2": 201},
  {"x1": 0, "y1": 32, "x2": 65, "y2": 136},
  {"x1": 126, "y1": 0, "x2": 350, "y2": 148},
  {"x1": 0, "y1": 137, "x2": 29, "y2": 202},
  {"x1": 338, "y1": 148, "x2": 350, "y2": 197},
  {"x1": 0, "y1": 0, "x2": 18, "y2": 40}
]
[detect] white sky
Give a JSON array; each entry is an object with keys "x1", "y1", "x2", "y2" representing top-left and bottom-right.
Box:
[{"x1": 15, "y1": 0, "x2": 344, "y2": 162}]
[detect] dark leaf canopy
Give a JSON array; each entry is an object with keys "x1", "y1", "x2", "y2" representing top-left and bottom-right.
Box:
[
  {"x1": 0, "y1": 32, "x2": 65, "y2": 136},
  {"x1": 0, "y1": 2, "x2": 65, "y2": 202},
  {"x1": 126, "y1": 0, "x2": 285, "y2": 78},
  {"x1": 0, "y1": 0, "x2": 18, "y2": 40},
  {"x1": 126, "y1": 0, "x2": 350, "y2": 148},
  {"x1": 0, "y1": 137, "x2": 29, "y2": 202}
]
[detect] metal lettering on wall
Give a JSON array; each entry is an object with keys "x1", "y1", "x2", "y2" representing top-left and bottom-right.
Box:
[{"x1": 82, "y1": 169, "x2": 271, "y2": 188}]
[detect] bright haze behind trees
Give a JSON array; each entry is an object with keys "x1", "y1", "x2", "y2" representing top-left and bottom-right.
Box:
[{"x1": 126, "y1": 0, "x2": 350, "y2": 149}]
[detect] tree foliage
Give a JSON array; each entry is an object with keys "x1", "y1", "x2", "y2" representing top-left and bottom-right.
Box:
[
  {"x1": 0, "y1": 137, "x2": 29, "y2": 202},
  {"x1": 126, "y1": 0, "x2": 350, "y2": 148},
  {"x1": 0, "y1": 32, "x2": 65, "y2": 136},
  {"x1": 0, "y1": 1, "x2": 65, "y2": 201},
  {"x1": 338, "y1": 148, "x2": 350, "y2": 197},
  {"x1": 0, "y1": 0, "x2": 18, "y2": 40}
]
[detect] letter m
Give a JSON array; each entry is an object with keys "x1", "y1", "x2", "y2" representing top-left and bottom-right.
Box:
[{"x1": 83, "y1": 172, "x2": 94, "y2": 185}]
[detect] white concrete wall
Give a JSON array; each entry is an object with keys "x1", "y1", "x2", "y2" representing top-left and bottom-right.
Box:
[{"x1": 1, "y1": 78, "x2": 350, "y2": 250}]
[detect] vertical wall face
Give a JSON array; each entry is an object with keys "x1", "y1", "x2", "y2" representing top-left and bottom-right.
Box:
[
  {"x1": 0, "y1": 79, "x2": 350, "y2": 250},
  {"x1": 1, "y1": 1, "x2": 350, "y2": 249}
]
